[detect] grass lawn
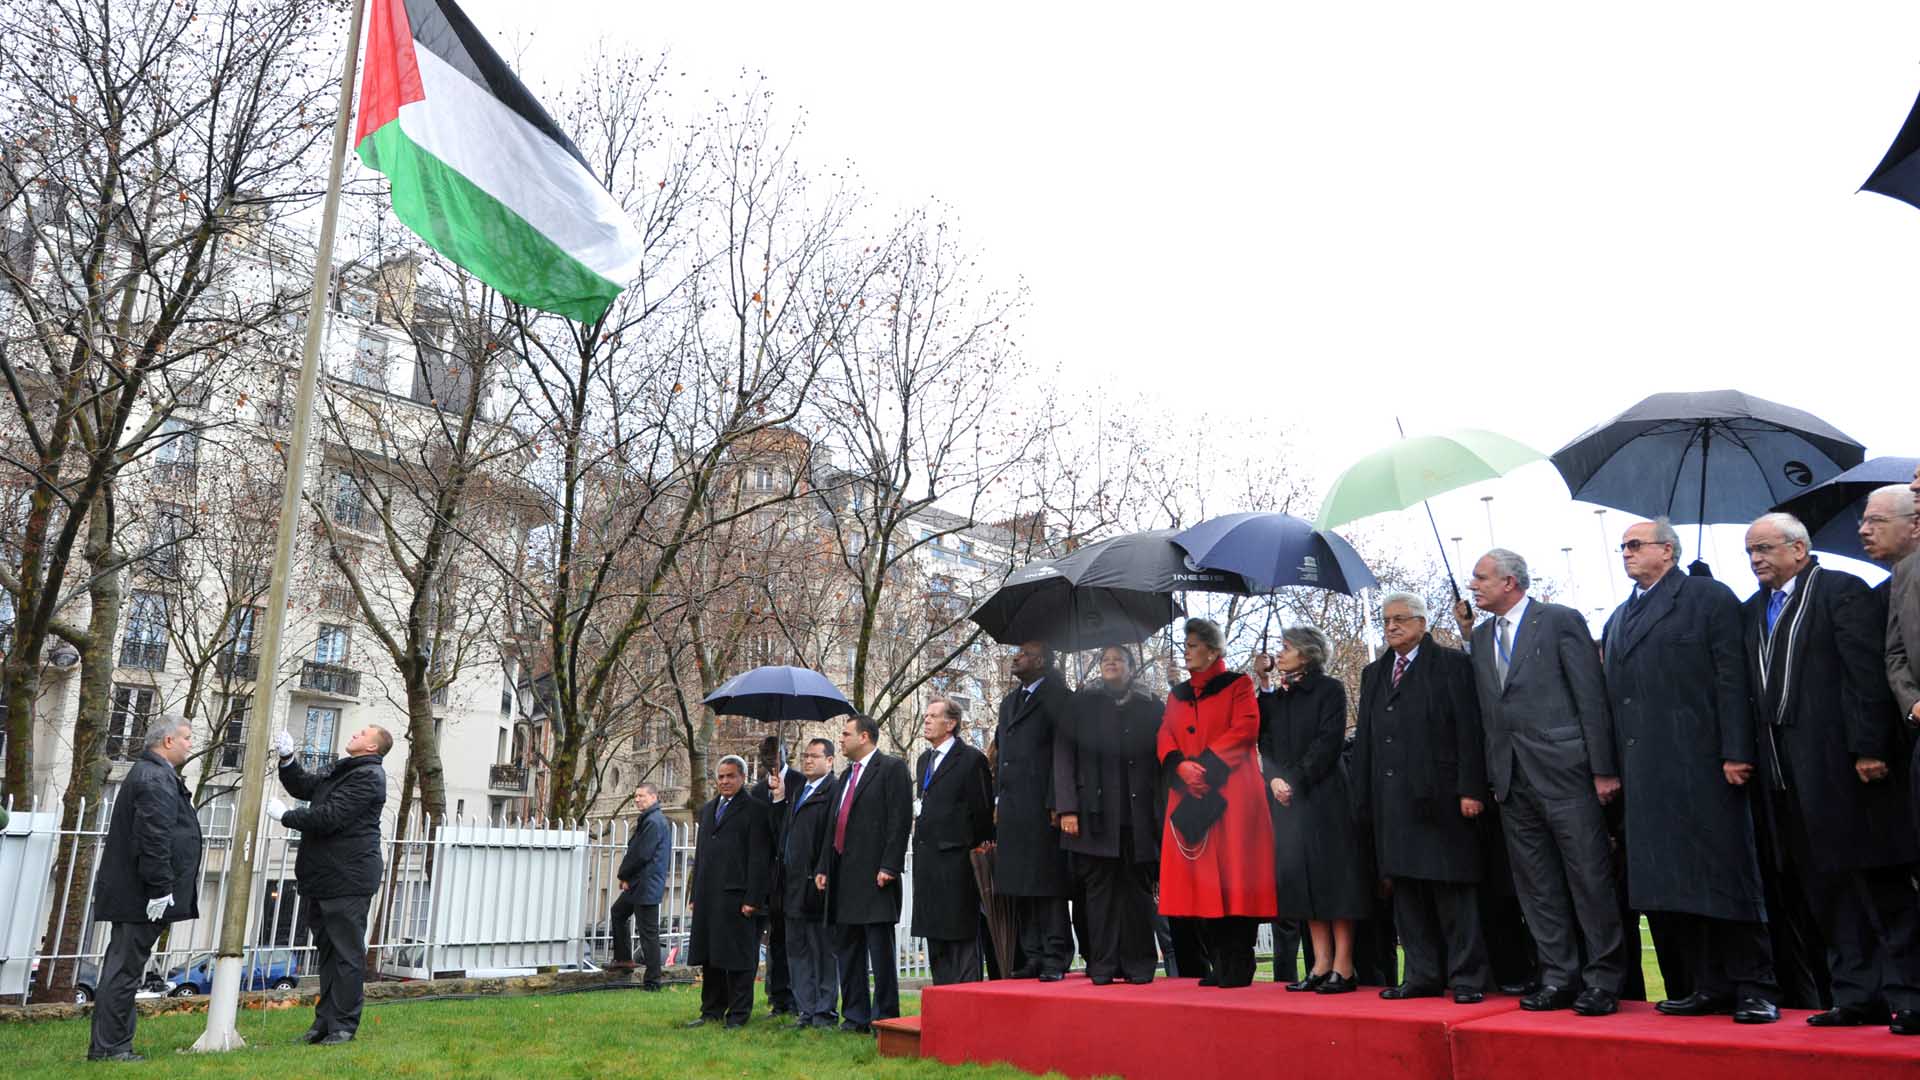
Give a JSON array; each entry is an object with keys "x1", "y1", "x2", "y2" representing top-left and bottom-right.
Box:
[{"x1": 0, "y1": 985, "x2": 1058, "y2": 1080}]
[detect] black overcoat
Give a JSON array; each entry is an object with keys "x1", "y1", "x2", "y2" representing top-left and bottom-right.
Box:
[
  {"x1": 617, "y1": 803, "x2": 672, "y2": 905},
  {"x1": 688, "y1": 793, "x2": 770, "y2": 970},
  {"x1": 1053, "y1": 683, "x2": 1164, "y2": 861},
  {"x1": 1744, "y1": 560, "x2": 1920, "y2": 873},
  {"x1": 992, "y1": 675, "x2": 1073, "y2": 897},
  {"x1": 1259, "y1": 671, "x2": 1372, "y2": 920},
  {"x1": 1601, "y1": 568, "x2": 1766, "y2": 922},
  {"x1": 1351, "y1": 638, "x2": 1488, "y2": 884},
  {"x1": 779, "y1": 776, "x2": 835, "y2": 918},
  {"x1": 750, "y1": 767, "x2": 804, "y2": 916},
  {"x1": 910, "y1": 741, "x2": 993, "y2": 941},
  {"x1": 813, "y1": 751, "x2": 911, "y2": 926},
  {"x1": 279, "y1": 753, "x2": 387, "y2": 900},
  {"x1": 93, "y1": 751, "x2": 204, "y2": 924}
]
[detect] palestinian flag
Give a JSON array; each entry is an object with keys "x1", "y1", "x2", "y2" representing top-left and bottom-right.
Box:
[{"x1": 354, "y1": 0, "x2": 642, "y2": 323}]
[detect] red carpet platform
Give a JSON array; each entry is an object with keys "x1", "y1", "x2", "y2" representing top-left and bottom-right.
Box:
[
  {"x1": 920, "y1": 975, "x2": 1514, "y2": 1079},
  {"x1": 1450, "y1": 1000, "x2": 1920, "y2": 1080},
  {"x1": 920, "y1": 979, "x2": 1920, "y2": 1079}
]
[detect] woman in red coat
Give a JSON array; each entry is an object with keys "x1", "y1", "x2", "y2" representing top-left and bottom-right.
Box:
[{"x1": 1158, "y1": 617, "x2": 1278, "y2": 987}]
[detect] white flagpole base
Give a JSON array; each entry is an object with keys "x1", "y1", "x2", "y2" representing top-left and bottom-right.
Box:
[{"x1": 187, "y1": 957, "x2": 248, "y2": 1052}]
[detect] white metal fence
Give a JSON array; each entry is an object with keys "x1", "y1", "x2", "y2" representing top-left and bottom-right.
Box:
[{"x1": 1, "y1": 791, "x2": 934, "y2": 1006}]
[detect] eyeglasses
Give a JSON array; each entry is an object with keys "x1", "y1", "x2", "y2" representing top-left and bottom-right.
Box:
[
  {"x1": 1862, "y1": 513, "x2": 1917, "y2": 527},
  {"x1": 1382, "y1": 614, "x2": 1425, "y2": 626},
  {"x1": 1617, "y1": 539, "x2": 1671, "y2": 553},
  {"x1": 1744, "y1": 541, "x2": 1799, "y2": 556}
]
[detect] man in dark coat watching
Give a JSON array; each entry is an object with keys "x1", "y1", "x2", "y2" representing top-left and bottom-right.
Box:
[
  {"x1": 1354, "y1": 592, "x2": 1491, "y2": 1004},
  {"x1": 686, "y1": 754, "x2": 770, "y2": 1029},
  {"x1": 748, "y1": 736, "x2": 805, "y2": 1019},
  {"x1": 610, "y1": 782, "x2": 670, "y2": 989},
  {"x1": 993, "y1": 641, "x2": 1074, "y2": 980},
  {"x1": 1744, "y1": 511, "x2": 1920, "y2": 1035},
  {"x1": 268, "y1": 723, "x2": 391, "y2": 1045},
  {"x1": 913, "y1": 696, "x2": 994, "y2": 985},
  {"x1": 778, "y1": 737, "x2": 838, "y2": 1028},
  {"x1": 87, "y1": 718, "x2": 203, "y2": 1062},
  {"x1": 1603, "y1": 519, "x2": 1777, "y2": 1025},
  {"x1": 813, "y1": 713, "x2": 911, "y2": 1032}
]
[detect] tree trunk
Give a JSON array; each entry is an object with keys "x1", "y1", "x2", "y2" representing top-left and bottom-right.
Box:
[{"x1": 404, "y1": 682, "x2": 447, "y2": 824}]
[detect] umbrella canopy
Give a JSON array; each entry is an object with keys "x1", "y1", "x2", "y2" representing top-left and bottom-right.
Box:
[
  {"x1": 1550, "y1": 390, "x2": 1865, "y2": 527},
  {"x1": 968, "y1": 529, "x2": 1252, "y2": 651},
  {"x1": 1863, "y1": 85, "x2": 1920, "y2": 212},
  {"x1": 1171, "y1": 512, "x2": 1378, "y2": 595},
  {"x1": 1770, "y1": 456, "x2": 1919, "y2": 564},
  {"x1": 702, "y1": 665, "x2": 853, "y2": 723},
  {"x1": 1314, "y1": 429, "x2": 1545, "y2": 531}
]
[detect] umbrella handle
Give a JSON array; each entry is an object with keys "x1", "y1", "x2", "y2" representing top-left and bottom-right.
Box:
[{"x1": 1396, "y1": 417, "x2": 1464, "y2": 603}]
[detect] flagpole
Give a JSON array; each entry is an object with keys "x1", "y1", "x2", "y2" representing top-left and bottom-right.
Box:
[{"x1": 192, "y1": 0, "x2": 367, "y2": 1051}]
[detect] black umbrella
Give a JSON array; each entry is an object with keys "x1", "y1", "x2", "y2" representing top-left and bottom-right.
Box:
[
  {"x1": 1551, "y1": 391, "x2": 1865, "y2": 565},
  {"x1": 1863, "y1": 85, "x2": 1920, "y2": 211},
  {"x1": 702, "y1": 665, "x2": 854, "y2": 723},
  {"x1": 968, "y1": 530, "x2": 1253, "y2": 651},
  {"x1": 1770, "y1": 456, "x2": 1918, "y2": 564}
]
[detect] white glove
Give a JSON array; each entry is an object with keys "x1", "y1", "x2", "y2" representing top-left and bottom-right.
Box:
[
  {"x1": 265, "y1": 798, "x2": 288, "y2": 822},
  {"x1": 145, "y1": 894, "x2": 173, "y2": 922},
  {"x1": 271, "y1": 729, "x2": 295, "y2": 762}
]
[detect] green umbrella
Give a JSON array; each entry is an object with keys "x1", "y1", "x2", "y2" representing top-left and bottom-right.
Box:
[{"x1": 1314, "y1": 427, "x2": 1546, "y2": 597}]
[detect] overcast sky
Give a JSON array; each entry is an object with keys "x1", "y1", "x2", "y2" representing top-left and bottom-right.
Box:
[{"x1": 457, "y1": 0, "x2": 1917, "y2": 621}]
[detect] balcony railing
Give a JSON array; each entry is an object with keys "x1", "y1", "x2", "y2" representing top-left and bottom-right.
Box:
[
  {"x1": 118, "y1": 639, "x2": 168, "y2": 671},
  {"x1": 318, "y1": 583, "x2": 354, "y2": 611},
  {"x1": 298, "y1": 660, "x2": 361, "y2": 697},
  {"x1": 215, "y1": 650, "x2": 259, "y2": 681},
  {"x1": 488, "y1": 763, "x2": 530, "y2": 793}
]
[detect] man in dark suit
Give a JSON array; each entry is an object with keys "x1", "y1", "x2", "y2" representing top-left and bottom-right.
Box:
[
  {"x1": 1869, "y1": 475, "x2": 1920, "y2": 833},
  {"x1": 913, "y1": 696, "x2": 994, "y2": 984},
  {"x1": 611, "y1": 782, "x2": 671, "y2": 990},
  {"x1": 1745, "y1": 512, "x2": 1920, "y2": 1035},
  {"x1": 686, "y1": 755, "x2": 770, "y2": 1029},
  {"x1": 1604, "y1": 519, "x2": 1777, "y2": 1024},
  {"x1": 813, "y1": 714, "x2": 911, "y2": 1032},
  {"x1": 779, "y1": 738, "x2": 838, "y2": 1029},
  {"x1": 1354, "y1": 592, "x2": 1491, "y2": 1005},
  {"x1": 87, "y1": 718, "x2": 203, "y2": 1063},
  {"x1": 993, "y1": 641, "x2": 1074, "y2": 980},
  {"x1": 748, "y1": 735, "x2": 805, "y2": 1019},
  {"x1": 1464, "y1": 548, "x2": 1624, "y2": 1016}
]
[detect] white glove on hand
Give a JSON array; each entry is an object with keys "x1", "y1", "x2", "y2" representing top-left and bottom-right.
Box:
[
  {"x1": 145, "y1": 894, "x2": 173, "y2": 922},
  {"x1": 271, "y1": 729, "x2": 295, "y2": 762},
  {"x1": 265, "y1": 797, "x2": 288, "y2": 822}
]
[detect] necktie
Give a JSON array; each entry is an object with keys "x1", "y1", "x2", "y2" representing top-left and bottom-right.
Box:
[
  {"x1": 1765, "y1": 589, "x2": 1788, "y2": 634},
  {"x1": 715, "y1": 796, "x2": 729, "y2": 823},
  {"x1": 922, "y1": 753, "x2": 936, "y2": 792},
  {"x1": 833, "y1": 761, "x2": 863, "y2": 854},
  {"x1": 1391, "y1": 654, "x2": 1408, "y2": 688},
  {"x1": 1495, "y1": 616, "x2": 1513, "y2": 687}
]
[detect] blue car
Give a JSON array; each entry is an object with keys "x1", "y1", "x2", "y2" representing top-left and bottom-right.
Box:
[{"x1": 165, "y1": 949, "x2": 301, "y2": 996}]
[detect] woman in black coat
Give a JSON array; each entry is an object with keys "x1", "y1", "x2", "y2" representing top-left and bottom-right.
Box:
[
  {"x1": 1055, "y1": 646, "x2": 1165, "y2": 984},
  {"x1": 1259, "y1": 624, "x2": 1371, "y2": 994}
]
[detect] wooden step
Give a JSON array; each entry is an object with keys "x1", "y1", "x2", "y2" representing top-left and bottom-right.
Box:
[{"x1": 872, "y1": 1015, "x2": 922, "y2": 1058}]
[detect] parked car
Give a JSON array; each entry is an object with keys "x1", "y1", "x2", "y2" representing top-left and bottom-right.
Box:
[
  {"x1": 28, "y1": 958, "x2": 168, "y2": 1003},
  {"x1": 165, "y1": 949, "x2": 300, "y2": 996}
]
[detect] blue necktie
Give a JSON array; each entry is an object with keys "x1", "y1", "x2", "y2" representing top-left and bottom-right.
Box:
[
  {"x1": 922, "y1": 754, "x2": 937, "y2": 792},
  {"x1": 715, "y1": 796, "x2": 728, "y2": 823},
  {"x1": 1765, "y1": 590, "x2": 1787, "y2": 633}
]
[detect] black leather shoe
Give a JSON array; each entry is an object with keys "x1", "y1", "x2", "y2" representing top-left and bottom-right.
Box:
[
  {"x1": 1088, "y1": 974, "x2": 1112, "y2": 986},
  {"x1": 1453, "y1": 989, "x2": 1486, "y2": 1005},
  {"x1": 1286, "y1": 971, "x2": 1330, "y2": 992},
  {"x1": 317, "y1": 1031, "x2": 355, "y2": 1045},
  {"x1": 1010, "y1": 963, "x2": 1041, "y2": 979},
  {"x1": 1520, "y1": 985, "x2": 1577, "y2": 1011},
  {"x1": 1038, "y1": 970, "x2": 1065, "y2": 982},
  {"x1": 723, "y1": 1020, "x2": 747, "y2": 1030},
  {"x1": 1732, "y1": 998, "x2": 1780, "y2": 1024},
  {"x1": 684, "y1": 1017, "x2": 714, "y2": 1028},
  {"x1": 1499, "y1": 980, "x2": 1536, "y2": 996},
  {"x1": 298, "y1": 1028, "x2": 326, "y2": 1044},
  {"x1": 1315, "y1": 972, "x2": 1358, "y2": 995},
  {"x1": 839, "y1": 1021, "x2": 872, "y2": 1034},
  {"x1": 1806, "y1": 1004, "x2": 1887, "y2": 1027},
  {"x1": 1892, "y1": 1010, "x2": 1920, "y2": 1035},
  {"x1": 1656, "y1": 991, "x2": 1734, "y2": 1017},
  {"x1": 1126, "y1": 975, "x2": 1153, "y2": 985},
  {"x1": 1572, "y1": 988, "x2": 1618, "y2": 1016},
  {"x1": 1380, "y1": 983, "x2": 1444, "y2": 1000},
  {"x1": 1197, "y1": 975, "x2": 1219, "y2": 987},
  {"x1": 87, "y1": 1052, "x2": 145, "y2": 1062}
]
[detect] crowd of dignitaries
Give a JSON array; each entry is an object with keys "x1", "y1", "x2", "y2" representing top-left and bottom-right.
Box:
[{"x1": 668, "y1": 469, "x2": 1920, "y2": 1037}]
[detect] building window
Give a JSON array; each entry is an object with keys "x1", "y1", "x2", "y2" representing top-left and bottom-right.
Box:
[
  {"x1": 106, "y1": 685, "x2": 158, "y2": 761},
  {"x1": 218, "y1": 696, "x2": 249, "y2": 770},
  {"x1": 145, "y1": 503, "x2": 188, "y2": 577},
  {"x1": 349, "y1": 330, "x2": 386, "y2": 389},
  {"x1": 301, "y1": 705, "x2": 339, "y2": 770},
  {"x1": 152, "y1": 418, "x2": 199, "y2": 484},
  {"x1": 314, "y1": 623, "x2": 351, "y2": 665},
  {"x1": 119, "y1": 590, "x2": 169, "y2": 670},
  {"x1": 330, "y1": 472, "x2": 366, "y2": 529}
]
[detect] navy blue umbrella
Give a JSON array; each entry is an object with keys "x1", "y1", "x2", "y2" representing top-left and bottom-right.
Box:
[
  {"x1": 702, "y1": 665, "x2": 854, "y2": 723},
  {"x1": 1771, "y1": 456, "x2": 1919, "y2": 564},
  {"x1": 1170, "y1": 512, "x2": 1378, "y2": 595}
]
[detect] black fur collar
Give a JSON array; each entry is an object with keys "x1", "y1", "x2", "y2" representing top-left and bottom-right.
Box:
[{"x1": 1170, "y1": 670, "x2": 1247, "y2": 703}]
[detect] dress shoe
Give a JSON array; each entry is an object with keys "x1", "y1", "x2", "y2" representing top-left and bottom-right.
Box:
[
  {"x1": 1520, "y1": 985, "x2": 1577, "y2": 1011},
  {"x1": 317, "y1": 1031, "x2": 355, "y2": 1045},
  {"x1": 1499, "y1": 980, "x2": 1536, "y2": 996},
  {"x1": 1732, "y1": 998, "x2": 1780, "y2": 1025},
  {"x1": 87, "y1": 1052, "x2": 145, "y2": 1062},
  {"x1": 723, "y1": 1020, "x2": 747, "y2": 1030},
  {"x1": 1010, "y1": 963, "x2": 1041, "y2": 979},
  {"x1": 1572, "y1": 988, "x2": 1618, "y2": 1016},
  {"x1": 1315, "y1": 972, "x2": 1357, "y2": 995},
  {"x1": 641, "y1": 983, "x2": 662, "y2": 992},
  {"x1": 839, "y1": 1021, "x2": 872, "y2": 1034},
  {"x1": 1453, "y1": 989, "x2": 1486, "y2": 1005},
  {"x1": 768, "y1": 1006, "x2": 795, "y2": 1018},
  {"x1": 1088, "y1": 975, "x2": 1113, "y2": 986},
  {"x1": 1126, "y1": 975, "x2": 1153, "y2": 985},
  {"x1": 684, "y1": 1017, "x2": 714, "y2": 1028},
  {"x1": 788, "y1": 1020, "x2": 813, "y2": 1031},
  {"x1": 1197, "y1": 975, "x2": 1219, "y2": 987},
  {"x1": 1038, "y1": 970, "x2": 1065, "y2": 982},
  {"x1": 298, "y1": 1028, "x2": 326, "y2": 1044},
  {"x1": 1380, "y1": 983, "x2": 1443, "y2": 1000},
  {"x1": 1286, "y1": 971, "x2": 1330, "y2": 992},
  {"x1": 1891, "y1": 1010, "x2": 1920, "y2": 1035},
  {"x1": 1806, "y1": 1004, "x2": 1887, "y2": 1027},
  {"x1": 1655, "y1": 991, "x2": 1734, "y2": 1017}
]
